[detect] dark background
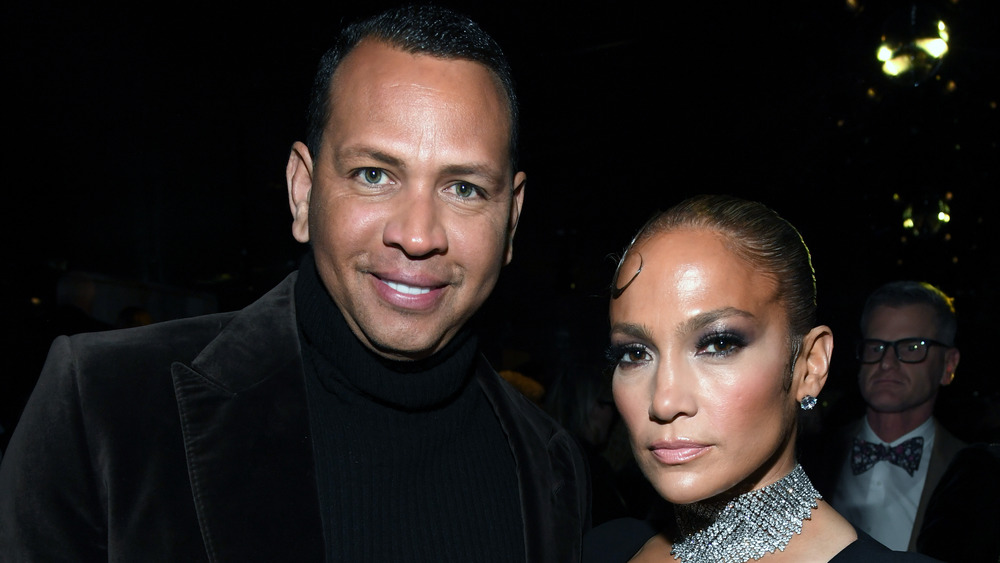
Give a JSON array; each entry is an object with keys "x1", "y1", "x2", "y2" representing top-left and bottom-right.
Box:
[{"x1": 3, "y1": 1, "x2": 998, "y2": 445}]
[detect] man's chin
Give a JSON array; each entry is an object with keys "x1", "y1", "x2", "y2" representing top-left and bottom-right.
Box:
[{"x1": 362, "y1": 329, "x2": 450, "y2": 362}]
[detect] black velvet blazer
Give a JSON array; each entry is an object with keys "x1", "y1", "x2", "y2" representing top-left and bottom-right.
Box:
[{"x1": 0, "y1": 274, "x2": 590, "y2": 562}]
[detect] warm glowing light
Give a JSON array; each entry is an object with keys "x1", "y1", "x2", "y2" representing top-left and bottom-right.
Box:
[
  {"x1": 937, "y1": 21, "x2": 949, "y2": 42},
  {"x1": 866, "y1": 87, "x2": 877, "y2": 98},
  {"x1": 893, "y1": 193, "x2": 901, "y2": 201},
  {"x1": 946, "y1": 80, "x2": 957, "y2": 92},
  {"x1": 877, "y1": 8, "x2": 951, "y2": 85},
  {"x1": 883, "y1": 56, "x2": 911, "y2": 76},
  {"x1": 916, "y1": 37, "x2": 949, "y2": 58},
  {"x1": 900, "y1": 196, "x2": 952, "y2": 237}
]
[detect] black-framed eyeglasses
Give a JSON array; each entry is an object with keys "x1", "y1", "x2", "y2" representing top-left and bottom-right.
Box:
[{"x1": 856, "y1": 338, "x2": 950, "y2": 364}]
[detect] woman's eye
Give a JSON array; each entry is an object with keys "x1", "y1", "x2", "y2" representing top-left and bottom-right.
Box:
[
  {"x1": 358, "y1": 168, "x2": 390, "y2": 184},
  {"x1": 704, "y1": 339, "x2": 735, "y2": 354},
  {"x1": 624, "y1": 349, "x2": 647, "y2": 363},
  {"x1": 607, "y1": 344, "x2": 652, "y2": 368},
  {"x1": 697, "y1": 333, "x2": 746, "y2": 357}
]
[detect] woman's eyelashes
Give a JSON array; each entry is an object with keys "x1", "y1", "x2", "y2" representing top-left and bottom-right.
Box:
[
  {"x1": 695, "y1": 330, "x2": 748, "y2": 358},
  {"x1": 607, "y1": 343, "x2": 652, "y2": 370},
  {"x1": 608, "y1": 328, "x2": 750, "y2": 370}
]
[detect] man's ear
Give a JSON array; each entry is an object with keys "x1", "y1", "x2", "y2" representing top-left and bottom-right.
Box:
[
  {"x1": 503, "y1": 171, "x2": 526, "y2": 265},
  {"x1": 794, "y1": 325, "x2": 834, "y2": 403},
  {"x1": 940, "y1": 347, "x2": 960, "y2": 386},
  {"x1": 286, "y1": 141, "x2": 314, "y2": 243}
]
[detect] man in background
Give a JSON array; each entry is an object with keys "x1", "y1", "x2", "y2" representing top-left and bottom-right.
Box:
[{"x1": 822, "y1": 281, "x2": 964, "y2": 552}]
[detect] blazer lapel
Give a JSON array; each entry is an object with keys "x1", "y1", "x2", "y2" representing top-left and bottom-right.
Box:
[
  {"x1": 908, "y1": 421, "x2": 966, "y2": 550},
  {"x1": 476, "y1": 356, "x2": 588, "y2": 563},
  {"x1": 171, "y1": 274, "x2": 324, "y2": 562}
]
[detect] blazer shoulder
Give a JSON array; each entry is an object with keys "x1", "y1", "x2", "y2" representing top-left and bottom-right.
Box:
[
  {"x1": 932, "y1": 420, "x2": 967, "y2": 461},
  {"x1": 62, "y1": 311, "x2": 237, "y2": 372},
  {"x1": 56, "y1": 272, "x2": 299, "y2": 388}
]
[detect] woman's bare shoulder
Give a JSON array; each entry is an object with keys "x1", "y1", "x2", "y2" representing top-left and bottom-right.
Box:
[{"x1": 629, "y1": 533, "x2": 671, "y2": 562}]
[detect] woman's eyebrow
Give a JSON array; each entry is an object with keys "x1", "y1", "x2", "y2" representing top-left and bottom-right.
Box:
[
  {"x1": 676, "y1": 307, "x2": 754, "y2": 336},
  {"x1": 609, "y1": 322, "x2": 653, "y2": 342}
]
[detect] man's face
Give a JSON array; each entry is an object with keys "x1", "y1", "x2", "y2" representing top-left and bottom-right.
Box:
[
  {"x1": 858, "y1": 304, "x2": 957, "y2": 415},
  {"x1": 287, "y1": 40, "x2": 525, "y2": 361}
]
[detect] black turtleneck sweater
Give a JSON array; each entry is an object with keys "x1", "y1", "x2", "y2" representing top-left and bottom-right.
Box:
[{"x1": 295, "y1": 254, "x2": 525, "y2": 562}]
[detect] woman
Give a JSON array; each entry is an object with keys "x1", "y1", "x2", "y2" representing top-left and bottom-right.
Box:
[{"x1": 584, "y1": 195, "x2": 939, "y2": 562}]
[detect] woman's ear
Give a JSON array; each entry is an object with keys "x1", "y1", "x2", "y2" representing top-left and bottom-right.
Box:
[{"x1": 794, "y1": 325, "x2": 834, "y2": 402}]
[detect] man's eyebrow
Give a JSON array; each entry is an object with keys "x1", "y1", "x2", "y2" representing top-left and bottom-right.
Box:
[
  {"x1": 609, "y1": 322, "x2": 654, "y2": 342},
  {"x1": 335, "y1": 146, "x2": 505, "y2": 184},
  {"x1": 335, "y1": 146, "x2": 404, "y2": 169},
  {"x1": 676, "y1": 307, "x2": 755, "y2": 336},
  {"x1": 440, "y1": 163, "x2": 505, "y2": 184}
]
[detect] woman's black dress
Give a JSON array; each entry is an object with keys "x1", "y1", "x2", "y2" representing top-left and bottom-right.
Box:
[{"x1": 582, "y1": 518, "x2": 943, "y2": 562}]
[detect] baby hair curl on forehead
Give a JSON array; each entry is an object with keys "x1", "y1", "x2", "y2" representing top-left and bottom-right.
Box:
[{"x1": 611, "y1": 194, "x2": 818, "y2": 342}]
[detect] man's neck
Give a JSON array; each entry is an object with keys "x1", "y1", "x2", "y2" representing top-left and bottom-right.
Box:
[{"x1": 865, "y1": 406, "x2": 933, "y2": 443}]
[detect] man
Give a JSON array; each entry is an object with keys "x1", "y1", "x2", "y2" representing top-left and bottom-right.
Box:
[
  {"x1": 823, "y1": 281, "x2": 964, "y2": 552},
  {"x1": 0, "y1": 6, "x2": 589, "y2": 561}
]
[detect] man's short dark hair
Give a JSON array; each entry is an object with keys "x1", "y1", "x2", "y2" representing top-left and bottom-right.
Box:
[
  {"x1": 860, "y1": 281, "x2": 958, "y2": 345},
  {"x1": 305, "y1": 5, "x2": 518, "y2": 168}
]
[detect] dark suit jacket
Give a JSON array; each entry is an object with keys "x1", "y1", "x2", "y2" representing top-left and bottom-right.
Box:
[
  {"x1": 0, "y1": 274, "x2": 590, "y2": 562},
  {"x1": 807, "y1": 417, "x2": 965, "y2": 551},
  {"x1": 916, "y1": 443, "x2": 1000, "y2": 562}
]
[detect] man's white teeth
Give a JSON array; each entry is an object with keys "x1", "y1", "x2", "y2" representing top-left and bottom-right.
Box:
[{"x1": 386, "y1": 280, "x2": 431, "y2": 295}]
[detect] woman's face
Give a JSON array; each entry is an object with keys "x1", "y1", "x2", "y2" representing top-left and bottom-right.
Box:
[{"x1": 609, "y1": 228, "x2": 801, "y2": 505}]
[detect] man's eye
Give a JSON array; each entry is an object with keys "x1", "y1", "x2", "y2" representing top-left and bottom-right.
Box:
[
  {"x1": 450, "y1": 182, "x2": 481, "y2": 199},
  {"x1": 358, "y1": 168, "x2": 390, "y2": 184}
]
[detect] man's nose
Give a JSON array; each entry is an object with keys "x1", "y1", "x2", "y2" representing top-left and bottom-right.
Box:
[
  {"x1": 880, "y1": 346, "x2": 902, "y2": 369},
  {"x1": 382, "y1": 186, "x2": 448, "y2": 258}
]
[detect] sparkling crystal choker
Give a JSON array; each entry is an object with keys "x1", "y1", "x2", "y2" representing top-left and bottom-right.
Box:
[{"x1": 671, "y1": 464, "x2": 821, "y2": 563}]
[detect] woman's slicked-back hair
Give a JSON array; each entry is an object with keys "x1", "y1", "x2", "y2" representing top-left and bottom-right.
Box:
[{"x1": 614, "y1": 194, "x2": 818, "y2": 340}]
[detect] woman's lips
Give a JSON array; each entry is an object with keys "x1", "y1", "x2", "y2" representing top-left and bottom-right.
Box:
[{"x1": 649, "y1": 441, "x2": 711, "y2": 465}]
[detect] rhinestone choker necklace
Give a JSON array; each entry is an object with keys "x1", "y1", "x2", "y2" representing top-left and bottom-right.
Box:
[{"x1": 671, "y1": 464, "x2": 821, "y2": 563}]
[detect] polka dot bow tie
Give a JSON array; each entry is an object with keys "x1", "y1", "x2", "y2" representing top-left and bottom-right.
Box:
[{"x1": 850, "y1": 436, "x2": 924, "y2": 476}]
